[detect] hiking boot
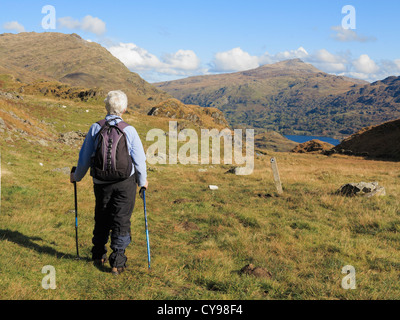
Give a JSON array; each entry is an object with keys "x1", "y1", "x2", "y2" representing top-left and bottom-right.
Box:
[{"x1": 111, "y1": 267, "x2": 125, "y2": 276}]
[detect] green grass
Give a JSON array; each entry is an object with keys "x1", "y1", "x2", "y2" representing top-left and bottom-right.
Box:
[{"x1": 1, "y1": 93, "x2": 400, "y2": 300}]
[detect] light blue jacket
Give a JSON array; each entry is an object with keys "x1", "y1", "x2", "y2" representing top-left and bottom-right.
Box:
[{"x1": 73, "y1": 115, "x2": 147, "y2": 187}]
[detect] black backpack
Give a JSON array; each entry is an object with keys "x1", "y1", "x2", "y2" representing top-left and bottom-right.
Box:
[{"x1": 90, "y1": 117, "x2": 132, "y2": 181}]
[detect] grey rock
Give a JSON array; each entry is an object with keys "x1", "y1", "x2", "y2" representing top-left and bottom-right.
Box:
[
  {"x1": 225, "y1": 166, "x2": 253, "y2": 175},
  {"x1": 336, "y1": 182, "x2": 386, "y2": 197},
  {"x1": 58, "y1": 131, "x2": 86, "y2": 146}
]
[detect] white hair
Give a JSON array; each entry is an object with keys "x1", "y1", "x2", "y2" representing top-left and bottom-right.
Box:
[{"x1": 104, "y1": 90, "x2": 128, "y2": 116}]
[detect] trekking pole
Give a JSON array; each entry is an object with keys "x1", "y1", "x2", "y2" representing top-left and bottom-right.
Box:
[
  {"x1": 140, "y1": 187, "x2": 151, "y2": 270},
  {"x1": 71, "y1": 167, "x2": 80, "y2": 259}
]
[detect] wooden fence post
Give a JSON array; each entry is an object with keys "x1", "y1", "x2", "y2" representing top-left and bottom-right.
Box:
[{"x1": 270, "y1": 157, "x2": 283, "y2": 195}]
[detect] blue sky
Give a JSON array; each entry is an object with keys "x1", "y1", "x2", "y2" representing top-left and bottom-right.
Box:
[{"x1": 1, "y1": 0, "x2": 399, "y2": 82}]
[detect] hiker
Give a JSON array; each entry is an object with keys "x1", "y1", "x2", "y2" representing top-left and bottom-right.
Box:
[{"x1": 70, "y1": 90, "x2": 148, "y2": 275}]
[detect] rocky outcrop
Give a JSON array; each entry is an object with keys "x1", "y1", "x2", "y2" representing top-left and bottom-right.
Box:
[
  {"x1": 58, "y1": 131, "x2": 86, "y2": 147},
  {"x1": 148, "y1": 98, "x2": 229, "y2": 130},
  {"x1": 0, "y1": 90, "x2": 23, "y2": 100},
  {"x1": 292, "y1": 139, "x2": 335, "y2": 154},
  {"x1": 18, "y1": 82, "x2": 105, "y2": 102}
]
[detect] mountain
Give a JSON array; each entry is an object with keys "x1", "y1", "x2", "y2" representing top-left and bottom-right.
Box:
[
  {"x1": 155, "y1": 59, "x2": 375, "y2": 138},
  {"x1": 315, "y1": 76, "x2": 400, "y2": 136},
  {"x1": 331, "y1": 118, "x2": 400, "y2": 160},
  {"x1": 0, "y1": 33, "x2": 232, "y2": 133},
  {"x1": 0, "y1": 32, "x2": 170, "y2": 109}
]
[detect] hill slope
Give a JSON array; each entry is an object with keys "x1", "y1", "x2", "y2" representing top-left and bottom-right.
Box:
[
  {"x1": 0, "y1": 32, "x2": 170, "y2": 109},
  {"x1": 332, "y1": 118, "x2": 400, "y2": 160},
  {"x1": 155, "y1": 59, "x2": 368, "y2": 138},
  {"x1": 1, "y1": 73, "x2": 400, "y2": 300},
  {"x1": 254, "y1": 131, "x2": 298, "y2": 152},
  {"x1": 315, "y1": 76, "x2": 400, "y2": 136}
]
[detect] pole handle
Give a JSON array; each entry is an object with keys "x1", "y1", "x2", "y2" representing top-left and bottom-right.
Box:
[{"x1": 139, "y1": 187, "x2": 146, "y2": 199}]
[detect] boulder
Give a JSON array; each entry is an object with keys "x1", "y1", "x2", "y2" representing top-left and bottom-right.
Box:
[
  {"x1": 336, "y1": 182, "x2": 386, "y2": 197},
  {"x1": 225, "y1": 166, "x2": 253, "y2": 175}
]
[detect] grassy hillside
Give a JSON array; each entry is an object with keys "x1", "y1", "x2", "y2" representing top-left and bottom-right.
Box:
[
  {"x1": 0, "y1": 32, "x2": 171, "y2": 110},
  {"x1": 1, "y1": 79, "x2": 400, "y2": 300},
  {"x1": 317, "y1": 76, "x2": 400, "y2": 136},
  {"x1": 333, "y1": 118, "x2": 400, "y2": 160},
  {"x1": 254, "y1": 131, "x2": 298, "y2": 152}
]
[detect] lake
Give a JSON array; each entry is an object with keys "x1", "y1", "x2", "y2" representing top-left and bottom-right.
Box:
[{"x1": 284, "y1": 135, "x2": 341, "y2": 146}]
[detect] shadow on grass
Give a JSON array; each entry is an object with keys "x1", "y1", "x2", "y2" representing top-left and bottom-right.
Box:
[{"x1": 0, "y1": 229, "x2": 91, "y2": 262}]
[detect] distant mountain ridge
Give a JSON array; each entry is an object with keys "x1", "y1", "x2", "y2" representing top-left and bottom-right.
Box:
[{"x1": 154, "y1": 59, "x2": 400, "y2": 138}]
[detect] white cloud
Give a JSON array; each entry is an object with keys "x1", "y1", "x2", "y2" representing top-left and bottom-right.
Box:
[
  {"x1": 3, "y1": 21, "x2": 25, "y2": 33},
  {"x1": 58, "y1": 17, "x2": 80, "y2": 29},
  {"x1": 107, "y1": 42, "x2": 202, "y2": 81},
  {"x1": 211, "y1": 47, "x2": 398, "y2": 82},
  {"x1": 108, "y1": 43, "x2": 161, "y2": 70},
  {"x1": 258, "y1": 52, "x2": 274, "y2": 66},
  {"x1": 108, "y1": 40, "x2": 399, "y2": 83},
  {"x1": 210, "y1": 46, "x2": 346, "y2": 75},
  {"x1": 342, "y1": 56, "x2": 400, "y2": 82},
  {"x1": 58, "y1": 15, "x2": 106, "y2": 35},
  {"x1": 344, "y1": 72, "x2": 372, "y2": 80},
  {"x1": 161, "y1": 50, "x2": 200, "y2": 71},
  {"x1": 331, "y1": 26, "x2": 376, "y2": 42},
  {"x1": 275, "y1": 47, "x2": 309, "y2": 61},
  {"x1": 307, "y1": 49, "x2": 348, "y2": 73},
  {"x1": 257, "y1": 47, "x2": 309, "y2": 66},
  {"x1": 352, "y1": 54, "x2": 379, "y2": 74},
  {"x1": 211, "y1": 47, "x2": 260, "y2": 72}
]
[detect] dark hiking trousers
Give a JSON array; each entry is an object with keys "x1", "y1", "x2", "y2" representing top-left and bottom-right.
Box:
[{"x1": 92, "y1": 175, "x2": 137, "y2": 268}]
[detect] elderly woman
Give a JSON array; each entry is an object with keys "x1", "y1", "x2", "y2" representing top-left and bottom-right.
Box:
[{"x1": 71, "y1": 90, "x2": 148, "y2": 275}]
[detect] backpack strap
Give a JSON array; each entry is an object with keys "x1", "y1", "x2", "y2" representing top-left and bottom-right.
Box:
[
  {"x1": 97, "y1": 119, "x2": 107, "y2": 127},
  {"x1": 116, "y1": 121, "x2": 129, "y2": 131},
  {"x1": 95, "y1": 118, "x2": 130, "y2": 139},
  {"x1": 96, "y1": 117, "x2": 127, "y2": 128}
]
